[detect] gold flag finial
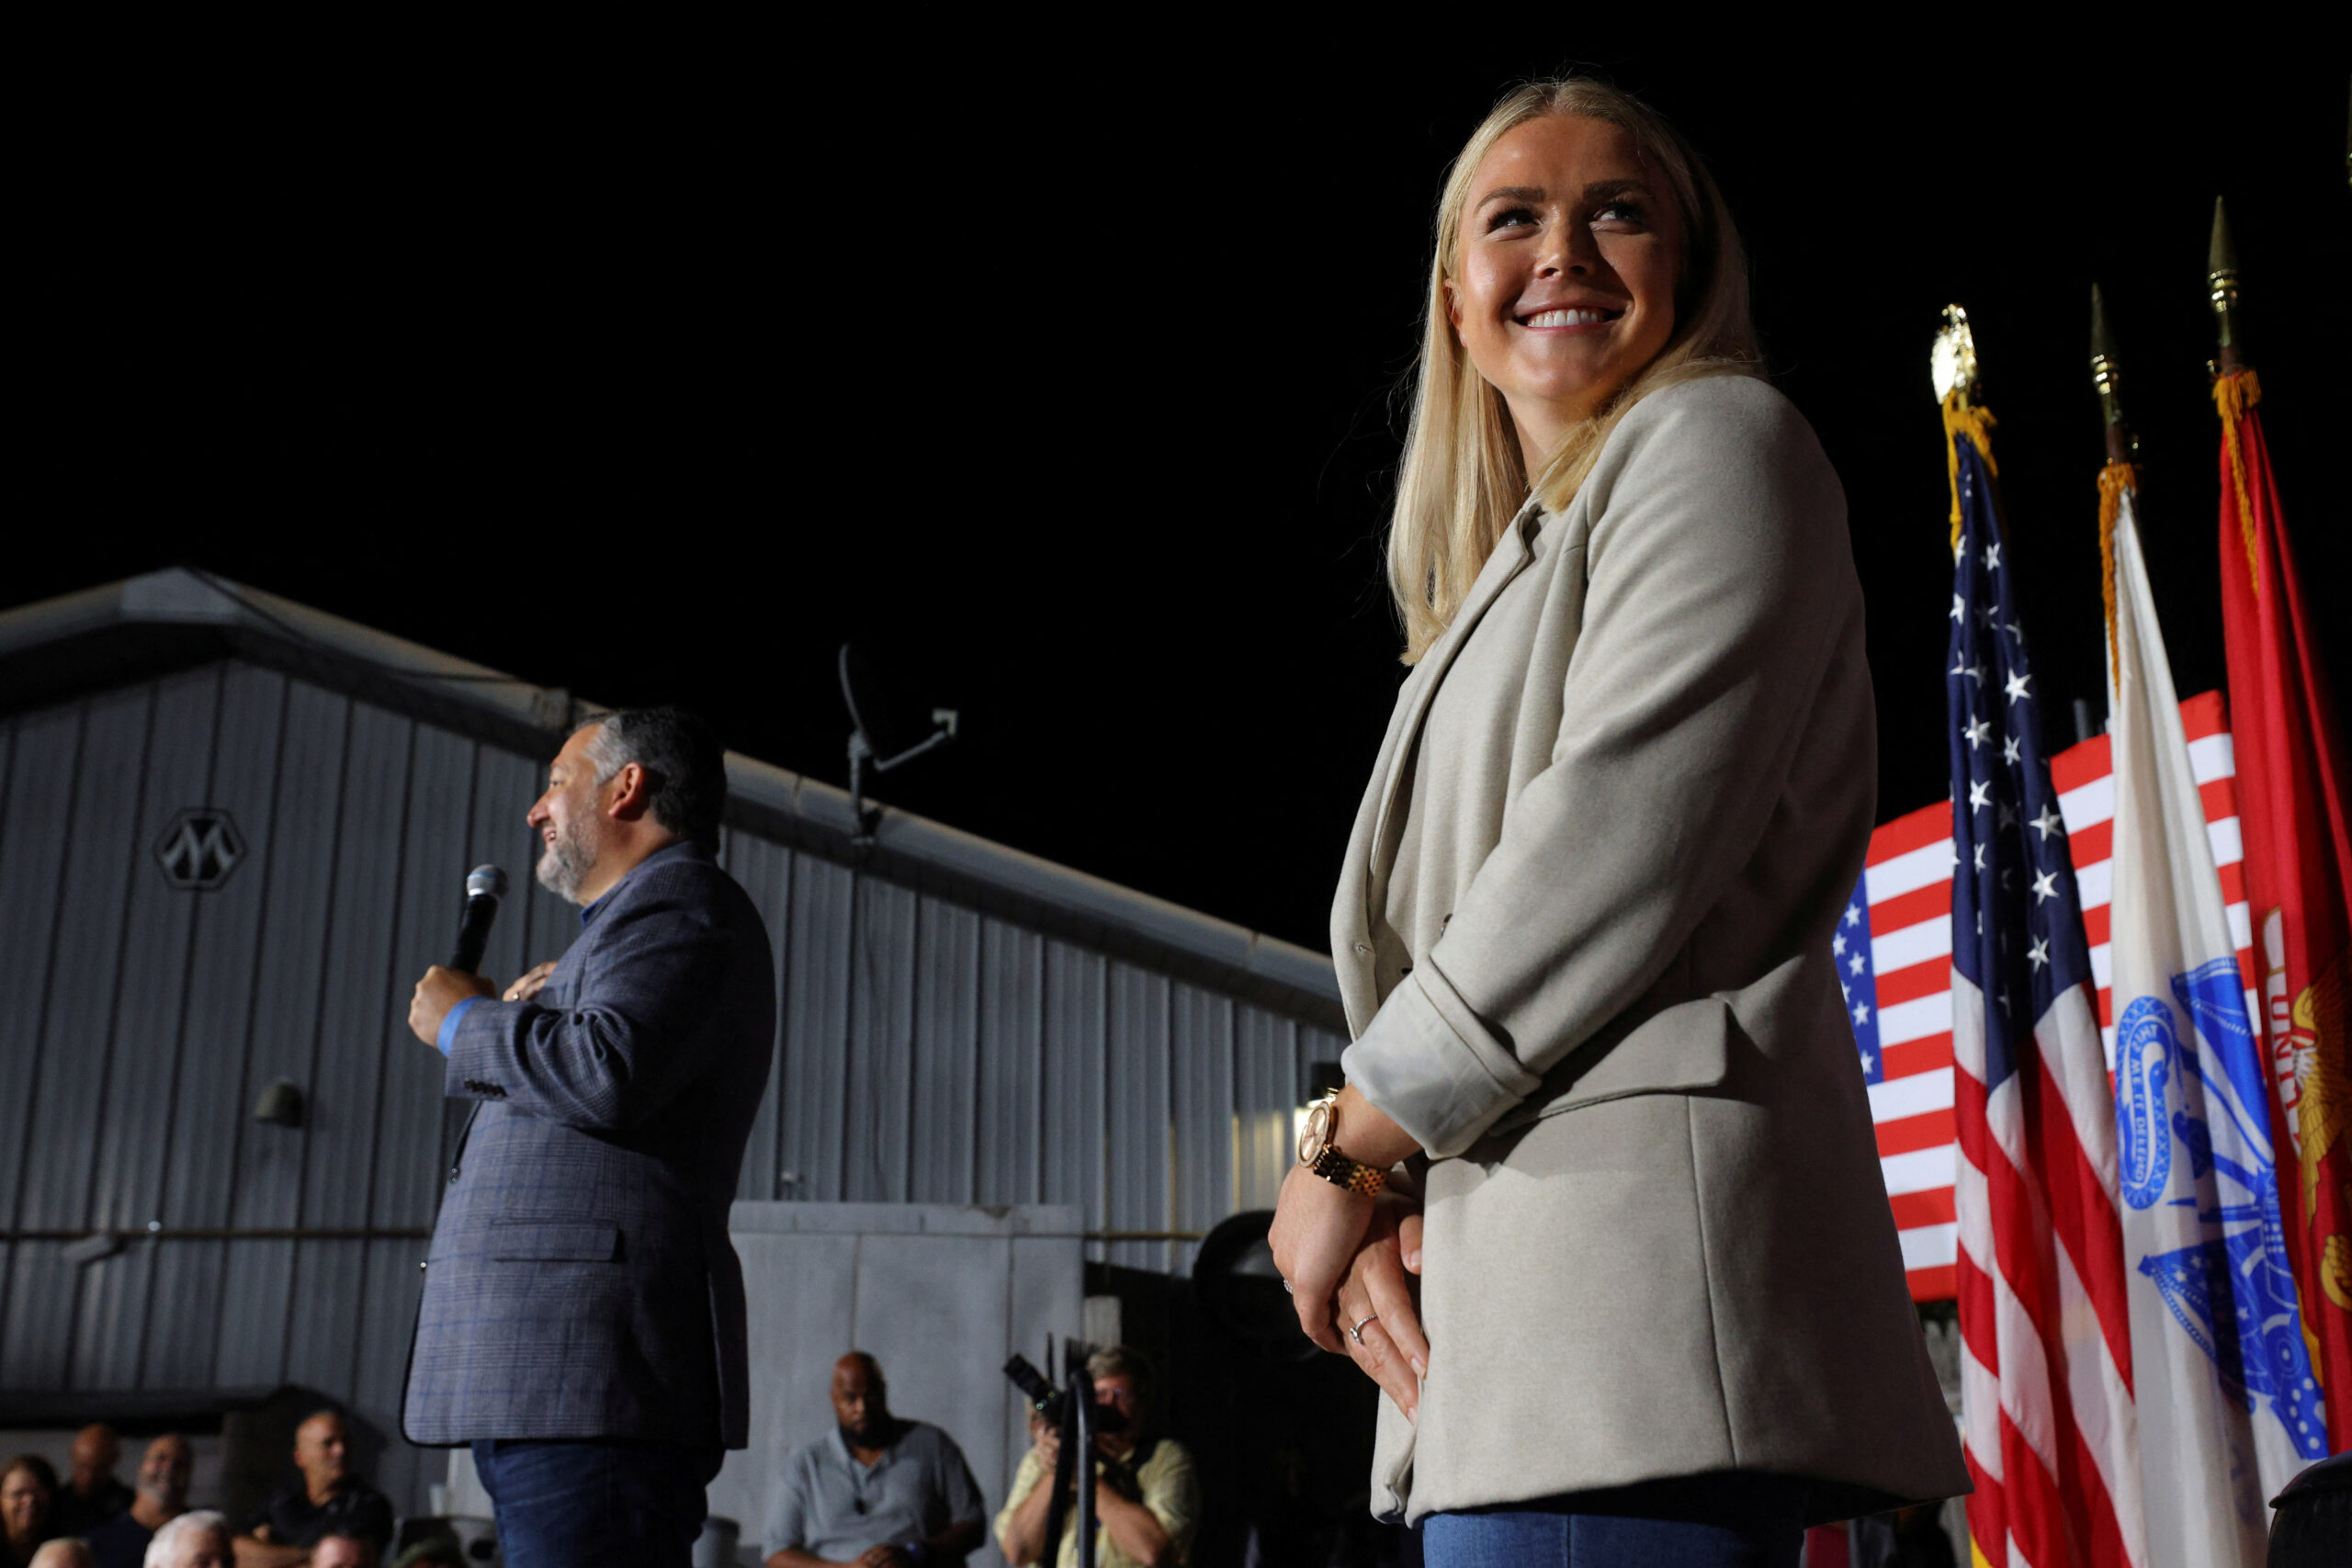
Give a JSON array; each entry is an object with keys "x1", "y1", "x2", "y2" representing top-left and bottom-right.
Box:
[
  {"x1": 1932, "y1": 303, "x2": 1980, "y2": 407},
  {"x1": 2089, "y1": 284, "x2": 2132, "y2": 465},
  {"x1": 1935, "y1": 306, "x2": 1996, "y2": 550},
  {"x1": 2209, "y1": 197, "x2": 2246, "y2": 373}
]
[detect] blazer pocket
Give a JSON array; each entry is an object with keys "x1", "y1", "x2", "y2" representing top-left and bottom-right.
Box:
[
  {"x1": 489, "y1": 1221, "x2": 623, "y2": 1262},
  {"x1": 1505, "y1": 996, "x2": 1732, "y2": 1132}
]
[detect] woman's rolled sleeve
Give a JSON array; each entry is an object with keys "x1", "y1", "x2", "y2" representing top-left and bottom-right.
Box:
[{"x1": 1342, "y1": 961, "x2": 1543, "y2": 1157}]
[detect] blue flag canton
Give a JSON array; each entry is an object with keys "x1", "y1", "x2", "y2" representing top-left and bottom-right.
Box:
[
  {"x1": 1945, "y1": 434, "x2": 2094, "y2": 1091},
  {"x1": 1840, "y1": 874, "x2": 1883, "y2": 1083}
]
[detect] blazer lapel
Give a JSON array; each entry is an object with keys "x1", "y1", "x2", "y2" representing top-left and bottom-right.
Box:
[{"x1": 1359, "y1": 502, "x2": 1544, "y2": 929}]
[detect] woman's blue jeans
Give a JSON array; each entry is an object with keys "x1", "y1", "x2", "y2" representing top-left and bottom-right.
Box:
[{"x1": 1420, "y1": 1472, "x2": 1807, "y2": 1568}]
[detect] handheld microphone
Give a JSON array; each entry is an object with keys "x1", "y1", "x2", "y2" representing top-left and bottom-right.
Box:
[{"x1": 449, "y1": 864, "x2": 509, "y2": 974}]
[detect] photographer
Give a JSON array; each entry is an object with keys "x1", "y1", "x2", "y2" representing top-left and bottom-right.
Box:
[{"x1": 994, "y1": 1349, "x2": 1197, "y2": 1568}]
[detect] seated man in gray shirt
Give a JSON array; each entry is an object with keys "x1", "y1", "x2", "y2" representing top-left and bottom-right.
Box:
[{"x1": 767, "y1": 1353, "x2": 987, "y2": 1568}]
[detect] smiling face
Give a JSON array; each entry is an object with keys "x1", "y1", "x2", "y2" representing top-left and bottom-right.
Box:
[
  {"x1": 528, "y1": 724, "x2": 616, "y2": 903},
  {"x1": 0, "y1": 1467, "x2": 47, "y2": 1536},
  {"x1": 137, "y1": 1436, "x2": 191, "y2": 1509},
  {"x1": 1446, "y1": 114, "x2": 1681, "y2": 466}
]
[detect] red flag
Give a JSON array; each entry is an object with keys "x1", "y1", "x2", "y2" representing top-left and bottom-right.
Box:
[{"x1": 2214, "y1": 367, "x2": 2352, "y2": 1449}]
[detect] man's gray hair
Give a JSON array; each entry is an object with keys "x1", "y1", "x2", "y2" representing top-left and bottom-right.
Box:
[
  {"x1": 143, "y1": 1510, "x2": 230, "y2": 1568},
  {"x1": 1085, "y1": 1345, "x2": 1156, "y2": 1405},
  {"x1": 577, "y1": 707, "x2": 727, "y2": 843}
]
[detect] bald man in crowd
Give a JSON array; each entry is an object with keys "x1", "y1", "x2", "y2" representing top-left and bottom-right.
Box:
[
  {"x1": 765, "y1": 1354, "x2": 986, "y2": 1568},
  {"x1": 52, "y1": 1426, "x2": 130, "y2": 1535},
  {"x1": 82, "y1": 1435, "x2": 191, "y2": 1568},
  {"x1": 28, "y1": 1540, "x2": 95, "y2": 1568},
  {"x1": 233, "y1": 1411, "x2": 390, "y2": 1566},
  {"x1": 300, "y1": 1533, "x2": 370, "y2": 1568}
]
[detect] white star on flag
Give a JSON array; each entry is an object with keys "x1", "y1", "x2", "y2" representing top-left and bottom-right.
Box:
[
  {"x1": 1984, "y1": 541, "x2": 2002, "y2": 570},
  {"x1": 1951, "y1": 594, "x2": 1966, "y2": 621},
  {"x1": 1965, "y1": 717, "x2": 1992, "y2": 749},
  {"x1": 1833, "y1": 931, "x2": 1848, "y2": 956},
  {"x1": 2027, "y1": 936, "x2": 2049, "y2": 970},
  {"x1": 2006, "y1": 671, "x2": 2031, "y2": 704},
  {"x1": 1844, "y1": 905, "x2": 1861, "y2": 927},
  {"x1": 2004, "y1": 736, "x2": 2021, "y2": 765},
  {"x1": 1969, "y1": 779, "x2": 1992, "y2": 812},
  {"x1": 1849, "y1": 952, "x2": 1866, "y2": 976},
  {"x1": 2030, "y1": 869, "x2": 2058, "y2": 904},
  {"x1": 1851, "y1": 1002, "x2": 1871, "y2": 1026},
  {"x1": 2030, "y1": 806, "x2": 2064, "y2": 841}
]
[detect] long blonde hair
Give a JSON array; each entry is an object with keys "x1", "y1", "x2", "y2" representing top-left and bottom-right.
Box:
[{"x1": 1386, "y1": 78, "x2": 1762, "y2": 662}]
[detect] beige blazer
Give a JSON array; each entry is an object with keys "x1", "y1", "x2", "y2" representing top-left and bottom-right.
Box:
[{"x1": 1331, "y1": 376, "x2": 1967, "y2": 1524}]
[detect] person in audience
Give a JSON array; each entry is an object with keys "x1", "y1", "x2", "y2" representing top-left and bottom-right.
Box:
[
  {"x1": 764, "y1": 1353, "x2": 988, "y2": 1568},
  {"x1": 2, "y1": 1456, "x2": 58, "y2": 1568},
  {"x1": 302, "y1": 1533, "x2": 370, "y2": 1568},
  {"x1": 83, "y1": 1437, "x2": 191, "y2": 1568},
  {"x1": 232, "y1": 1412, "x2": 390, "y2": 1567},
  {"x1": 28, "y1": 1541, "x2": 95, "y2": 1568},
  {"x1": 996, "y1": 1348, "x2": 1199, "y2": 1568},
  {"x1": 53, "y1": 1428, "x2": 130, "y2": 1536},
  {"x1": 139, "y1": 1513, "x2": 227, "y2": 1568}
]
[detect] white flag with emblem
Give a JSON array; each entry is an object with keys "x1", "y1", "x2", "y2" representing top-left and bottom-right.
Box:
[{"x1": 2103, "y1": 472, "x2": 2328, "y2": 1568}]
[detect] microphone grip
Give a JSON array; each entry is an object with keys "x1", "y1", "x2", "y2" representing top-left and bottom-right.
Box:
[{"x1": 449, "y1": 895, "x2": 499, "y2": 974}]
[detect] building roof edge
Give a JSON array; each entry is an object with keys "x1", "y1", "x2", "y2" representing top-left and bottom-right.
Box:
[{"x1": 0, "y1": 569, "x2": 1343, "y2": 1010}]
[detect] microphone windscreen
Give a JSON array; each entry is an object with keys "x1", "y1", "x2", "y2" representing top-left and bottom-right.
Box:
[{"x1": 466, "y1": 864, "x2": 510, "y2": 902}]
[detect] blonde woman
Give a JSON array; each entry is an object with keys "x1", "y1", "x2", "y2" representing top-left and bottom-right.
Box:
[{"x1": 1268, "y1": 79, "x2": 1967, "y2": 1565}]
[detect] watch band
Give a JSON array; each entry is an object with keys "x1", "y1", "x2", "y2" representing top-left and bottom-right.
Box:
[{"x1": 1309, "y1": 1144, "x2": 1388, "y2": 1197}]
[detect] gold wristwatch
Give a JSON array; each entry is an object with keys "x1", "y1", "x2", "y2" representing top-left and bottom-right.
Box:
[{"x1": 1296, "y1": 1089, "x2": 1386, "y2": 1196}]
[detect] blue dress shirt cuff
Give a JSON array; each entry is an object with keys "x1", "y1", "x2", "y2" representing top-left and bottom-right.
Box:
[
  {"x1": 1340, "y1": 966, "x2": 1543, "y2": 1158},
  {"x1": 437, "y1": 996, "x2": 481, "y2": 1056}
]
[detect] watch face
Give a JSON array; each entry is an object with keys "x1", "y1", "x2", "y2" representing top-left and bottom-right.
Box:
[{"x1": 1297, "y1": 1096, "x2": 1334, "y2": 1164}]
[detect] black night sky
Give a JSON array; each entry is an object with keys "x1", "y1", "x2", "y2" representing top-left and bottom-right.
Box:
[{"x1": 20, "y1": 35, "x2": 2351, "y2": 953}]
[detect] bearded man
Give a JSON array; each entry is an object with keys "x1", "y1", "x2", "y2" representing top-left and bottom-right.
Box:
[{"x1": 404, "y1": 706, "x2": 776, "y2": 1568}]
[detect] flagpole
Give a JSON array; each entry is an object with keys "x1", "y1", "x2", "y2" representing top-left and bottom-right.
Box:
[
  {"x1": 2205, "y1": 194, "x2": 2352, "y2": 1453},
  {"x1": 1939, "y1": 303, "x2": 2143, "y2": 1568},
  {"x1": 2094, "y1": 286, "x2": 2324, "y2": 1567}
]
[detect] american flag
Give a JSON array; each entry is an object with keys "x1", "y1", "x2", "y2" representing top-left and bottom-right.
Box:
[
  {"x1": 1845, "y1": 690, "x2": 2255, "y2": 1303},
  {"x1": 1942, "y1": 423, "x2": 2140, "y2": 1568}
]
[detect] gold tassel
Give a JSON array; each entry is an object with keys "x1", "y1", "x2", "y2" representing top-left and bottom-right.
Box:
[
  {"x1": 1942, "y1": 395, "x2": 1999, "y2": 554},
  {"x1": 2098, "y1": 463, "x2": 2137, "y2": 694},
  {"x1": 2214, "y1": 368, "x2": 2264, "y2": 592}
]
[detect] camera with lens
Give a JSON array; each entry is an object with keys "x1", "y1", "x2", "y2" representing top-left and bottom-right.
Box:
[{"x1": 1002, "y1": 1352, "x2": 1129, "y2": 1435}]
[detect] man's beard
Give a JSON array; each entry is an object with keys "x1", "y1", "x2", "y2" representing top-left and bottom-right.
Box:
[
  {"x1": 839, "y1": 1417, "x2": 894, "y2": 1450},
  {"x1": 536, "y1": 815, "x2": 599, "y2": 903}
]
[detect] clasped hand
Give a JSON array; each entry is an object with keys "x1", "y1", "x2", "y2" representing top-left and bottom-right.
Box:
[{"x1": 1268, "y1": 1166, "x2": 1430, "y2": 1422}]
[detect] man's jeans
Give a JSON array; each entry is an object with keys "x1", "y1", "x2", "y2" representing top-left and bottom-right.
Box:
[{"x1": 473, "y1": 1438, "x2": 722, "y2": 1568}]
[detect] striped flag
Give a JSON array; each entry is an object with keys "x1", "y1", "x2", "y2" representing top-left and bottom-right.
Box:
[
  {"x1": 1848, "y1": 695, "x2": 2260, "y2": 1305},
  {"x1": 2104, "y1": 463, "x2": 2326, "y2": 1568},
  {"x1": 1943, "y1": 405, "x2": 2142, "y2": 1568}
]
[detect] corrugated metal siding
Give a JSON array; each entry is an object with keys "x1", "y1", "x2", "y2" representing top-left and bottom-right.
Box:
[{"x1": 0, "y1": 659, "x2": 1347, "y2": 1513}]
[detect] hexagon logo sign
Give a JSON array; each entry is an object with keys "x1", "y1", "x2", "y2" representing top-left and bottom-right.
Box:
[{"x1": 155, "y1": 808, "x2": 245, "y2": 891}]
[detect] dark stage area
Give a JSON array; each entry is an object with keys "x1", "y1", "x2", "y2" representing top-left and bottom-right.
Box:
[{"x1": 21, "y1": 35, "x2": 2348, "y2": 953}]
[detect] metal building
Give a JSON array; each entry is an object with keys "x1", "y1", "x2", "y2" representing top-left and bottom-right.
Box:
[{"x1": 0, "y1": 569, "x2": 1346, "y2": 1515}]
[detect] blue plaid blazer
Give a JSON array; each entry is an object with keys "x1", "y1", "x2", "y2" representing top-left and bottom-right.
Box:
[{"x1": 402, "y1": 840, "x2": 775, "y2": 1449}]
